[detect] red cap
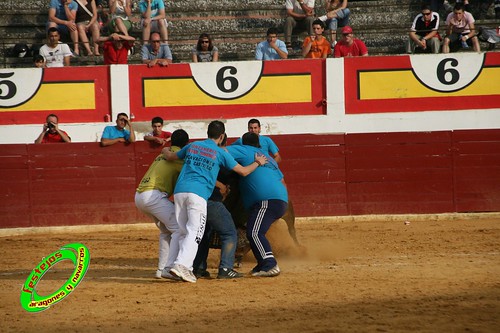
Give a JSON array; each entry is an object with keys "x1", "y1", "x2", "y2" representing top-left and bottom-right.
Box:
[{"x1": 342, "y1": 26, "x2": 353, "y2": 34}]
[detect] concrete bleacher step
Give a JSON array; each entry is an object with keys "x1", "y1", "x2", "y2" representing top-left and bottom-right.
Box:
[{"x1": 0, "y1": 0, "x2": 497, "y2": 67}]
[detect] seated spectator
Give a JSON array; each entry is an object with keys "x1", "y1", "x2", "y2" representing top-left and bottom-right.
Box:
[
  {"x1": 48, "y1": 0, "x2": 80, "y2": 56},
  {"x1": 33, "y1": 55, "x2": 46, "y2": 68},
  {"x1": 333, "y1": 26, "x2": 368, "y2": 57},
  {"x1": 100, "y1": 112, "x2": 136, "y2": 146},
  {"x1": 139, "y1": 0, "x2": 169, "y2": 44},
  {"x1": 39, "y1": 27, "x2": 74, "y2": 67},
  {"x1": 442, "y1": 3, "x2": 480, "y2": 53},
  {"x1": 192, "y1": 33, "x2": 219, "y2": 62},
  {"x1": 98, "y1": 33, "x2": 135, "y2": 64},
  {"x1": 302, "y1": 19, "x2": 331, "y2": 58},
  {"x1": 496, "y1": 0, "x2": 500, "y2": 19},
  {"x1": 75, "y1": 0, "x2": 101, "y2": 56},
  {"x1": 108, "y1": 0, "x2": 132, "y2": 36},
  {"x1": 255, "y1": 27, "x2": 288, "y2": 60},
  {"x1": 318, "y1": 0, "x2": 350, "y2": 48},
  {"x1": 284, "y1": 0, "x2": 316, "y2": 49},
  {"x1": 144, "y1": 116, "x2": 172, "y2": 147},
  {"x1": 142, "y1": 32, "x2": 173, "y2": 67},
  {"x1": 406, "y1": 4, "x2": 441, "y2": 54},
  {"x1": 34, "y1": 114, "x2": 71, "y2": 144}
]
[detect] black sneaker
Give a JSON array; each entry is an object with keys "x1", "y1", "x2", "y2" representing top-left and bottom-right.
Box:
[
  {"x1": 217, "y1": 268, "x2": 244, "y2": 279},
  {"x1": 194, "y1": 269, "x2": 211, "y2": 279}
]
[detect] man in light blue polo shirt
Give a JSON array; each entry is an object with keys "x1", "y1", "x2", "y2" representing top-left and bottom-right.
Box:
[
  {"x1": 100, "y1": 113, "x2": 136, "y2": 147},
  {"x1": 232, "y1": 118, "x2": 282, "y2": 163},
  {"x1": 227, "y1": 132, "x2": 288, "y2": 278},
  {"x1": 141, "y1": 32, "x2": 173, "y2": 67},
  {"x1": 255, "y1": 27, "x2": 288, "y2": 60}
]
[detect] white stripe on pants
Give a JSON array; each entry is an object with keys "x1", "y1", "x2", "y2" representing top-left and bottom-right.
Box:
[
  {"x1": 135, "y1": 190, "x2": 179, "y2": 270},
  {"x1": 173, "y1": 192, "x2": 207, "y2": 270}
]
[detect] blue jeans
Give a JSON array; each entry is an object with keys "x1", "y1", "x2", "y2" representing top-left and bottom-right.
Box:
[
  {"x1": 326, "y1": 8, "x2": 350, "y2": 31},
  {"x1": 193, "y1": 200, "x2": 238, "y2": 271}
]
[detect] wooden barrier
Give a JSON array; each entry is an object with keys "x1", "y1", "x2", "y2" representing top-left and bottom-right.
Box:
[{"x1": 1, "y1": 129, "x2": 499, "y2": 229}]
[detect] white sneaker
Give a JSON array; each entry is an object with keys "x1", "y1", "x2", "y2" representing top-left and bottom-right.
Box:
[
  {"x1": 251, "y1": 265, "x2": 280, "y2": 277},
  {"x1": 170, "y1": 264, "x2": 197, "y2": 283},
  {"x1": 155, "y1": 269, "x2": 162, "y2": 279},
  {"x1": 161, "y1": 268, "x2": 181, "y2": 281}
]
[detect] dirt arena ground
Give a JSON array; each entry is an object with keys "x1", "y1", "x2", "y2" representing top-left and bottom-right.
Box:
[{"x1": 1, "y1": 214, "x2": 499, "y2": 333}]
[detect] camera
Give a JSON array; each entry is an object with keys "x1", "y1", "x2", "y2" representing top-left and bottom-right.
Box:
[{"x1": 47, "y1": 123, "x2": 55, "y2": 129}]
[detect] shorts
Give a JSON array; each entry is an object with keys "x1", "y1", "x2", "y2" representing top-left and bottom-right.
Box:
[
  {"x1": 141, "y1": 18, "x2": 169, "y2": 31},
  {"x1": 109, "y1": 16, "x2": 132, "y2": 32}
]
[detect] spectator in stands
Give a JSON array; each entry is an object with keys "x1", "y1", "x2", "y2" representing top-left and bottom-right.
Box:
[
  {"x1": 142, "y1": 32, "x2": 173, "y2": 67},
  {"x1": 495, "y1": 0, "x2": 500, "y2": 19},
  {"x1": 33, "y1": 55, "x2": 46, "y2": 68},
  {"x1": 318, "y1": 0, "x2": 350, "y2": 48},
  {"x1": 144, "y1": 116, "x2": 172, "y2": 147},
  {"x1": 255, "y1": 27, "x2": 288, "y2": 60},
  {"x1": 108, "y1": 0, "x2": 133, "y2": 36},
  {"x1": 284, "y1": 0, "x2": 316, "y2": 49},
  {"x1": 442, "y1": 3, "x2": 480, "y2": 53},
  {"x1": 75, "y1": 0, "x2": 101, "y2": 56},
  {"x1": 139, "y1": 0, "x2": 169, "y2": 44},
  {"x1": 48, "y1": 0, "x2": 80, "y2": 56},
  {"x1": 100, "y1": 112, "x2": 136, "y2": 146},
  {"x1": 34, "y1": 114, "x2": 71, "y2": 144},
  {"x1": 333, "y1": 26, "x2": 368, "y2": 57},
  {"x1": 39, "y1": 27, "x2": 74, "y2": 67},
  {"x1": 406, "y1": 4, "x2": 441, "y2": 54},
  {"x1": 192, "y1": 33, "x2": 219, "y2": 62},
  {"x1": 98, "y1": 33, "x2": 135, "y2": 64},
  {"x1": 302, "y1": 19, "x2": 331, "y2": 58}
]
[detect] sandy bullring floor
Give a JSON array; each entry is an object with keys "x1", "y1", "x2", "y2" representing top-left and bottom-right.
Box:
[{"x1": 1, "y1": 214, "x2": 499, "y2": 332}]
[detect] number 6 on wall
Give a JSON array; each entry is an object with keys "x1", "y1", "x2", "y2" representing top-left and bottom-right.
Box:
[
  {"x1": 190, "y1": 61, "x2": 264, "y2": 100},
  {"x1": 410, "y1": 53, "x2": 485, "y2": 93}
]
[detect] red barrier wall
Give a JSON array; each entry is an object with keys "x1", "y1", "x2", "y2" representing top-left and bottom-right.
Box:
[{"x1": 1, "y1": 130, "x2": 499, "y2": 229}]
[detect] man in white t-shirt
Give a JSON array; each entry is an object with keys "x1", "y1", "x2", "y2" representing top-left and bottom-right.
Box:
[
  {"x1": 284, "y1": 0, "x2": 315, "y2": 49},
  {"x1": 39, "y1": 27, "x2": 73, "y2": 67}
]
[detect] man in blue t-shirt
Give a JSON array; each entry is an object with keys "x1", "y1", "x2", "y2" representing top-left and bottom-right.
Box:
[
  {"x1": 227, "y1": 132, "x2": 288, "y2": 278},
  {"x1": 232, "y1": 118, "x2": 282, "y2": 163},
  {"x1": 162, "y1": 120, "x2": 268, "y2": 283},
  {"x1": 100, "y1": 113, "x2": 136, "y2": 147}
]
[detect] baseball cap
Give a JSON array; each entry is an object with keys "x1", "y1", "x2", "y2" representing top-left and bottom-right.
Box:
[{"x1": 342, "y1": 26, "x2": 353, "y2": 34}]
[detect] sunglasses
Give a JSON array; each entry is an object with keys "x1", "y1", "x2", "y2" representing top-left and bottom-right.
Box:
[
  {"x1": 200, "y1": 40, "x2": 210, "y2": 44},
  {"x1": 422, "y1": 12, "x2": 432, "y2": 16},
  {"x1": 151, "y1": 40, "x2": 161, "y2": 43}
]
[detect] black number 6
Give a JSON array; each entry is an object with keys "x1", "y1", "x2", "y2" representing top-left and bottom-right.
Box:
[
  {"x1": 0, "y1": 72, "x2": 17, "y2": 100},
  {"x1": 436, "y1": 58, "x2": 460, "y2": 85},
  {"x1": 216, "y1": 66, "x2": 239, "y2": 93}
]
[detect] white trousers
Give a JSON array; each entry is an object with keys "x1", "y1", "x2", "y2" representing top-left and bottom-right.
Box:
[
  {"x1": 173, "y1": 192, "x2": 207, "y2": 270},
  {"x1": 134, "y1": 190, "x2": 179, "y2": 271}
]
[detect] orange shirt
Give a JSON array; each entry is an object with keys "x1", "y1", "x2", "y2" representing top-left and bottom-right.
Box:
[{"x1": 302, "y1": 36, "x2": 331, "y2": 58}]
